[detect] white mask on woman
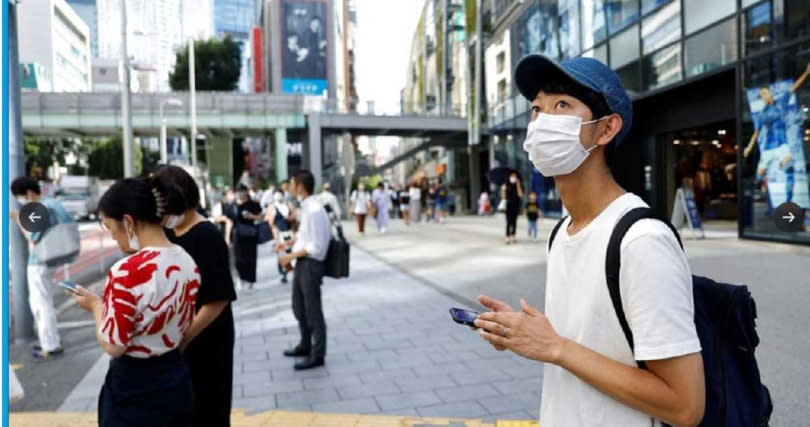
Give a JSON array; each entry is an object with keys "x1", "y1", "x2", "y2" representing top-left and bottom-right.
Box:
[
  {"x1": 523, "y1": 112, "x2": 607, "y2": 177},
  {"x1": 164, "y1": 214, "x2": 185, "y2": 229}
]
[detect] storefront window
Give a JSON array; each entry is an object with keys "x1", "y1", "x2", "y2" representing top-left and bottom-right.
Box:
[
  {"x1": 742, "y1": 2, "x2": 773, "y2": 56},
  {"x1": 641, "y1": 0, "x2": 671, "y2": 15},
  {"x1": 559, "y1": 0, "x2": 581, "y2": 59},
  {"x1": 684, "y1": 0, "x2": 734, "y2": 35},
  {"x1": 606, "y1": 0, "x2": 639, "y2": 34},
  {"x1": 581, "y1": 0, "x2": 608, "y2": 50},
  {"x1": 741, "y1": 42, "x2": 810, "y2": 243},
  {"x1": 610, "y1": 24, "x2": 640, "y2": 69},
  {"x1": 684, "y1": 17, "x2": 738, "y2": 78},
  {"x1": 641, "y1": 0, "x2": 681, "y2": 54},
  {"x1": 511, "y1": 2, "x2": 559, "y2": 62},
  {"x1": 642, "y1": 43, "x2": 682, "y2": 90},
  {"x1": 784, "y1": 0, "x2": 810, "y2": 41}
]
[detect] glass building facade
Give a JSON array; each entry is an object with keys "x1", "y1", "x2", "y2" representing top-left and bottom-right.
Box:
[{"x1": 487, "y1": 0, "x2": 810, "y2": 244}]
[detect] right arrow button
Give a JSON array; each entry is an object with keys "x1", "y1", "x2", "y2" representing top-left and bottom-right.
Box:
[{"x1": 774, "y1": 202, "x2": 805, "y2": 232}]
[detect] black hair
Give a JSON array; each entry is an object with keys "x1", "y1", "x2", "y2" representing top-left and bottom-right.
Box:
[
  {"x1": 99, "y1": 177, "x2": 186, "y2": 224},
  {"x1": 377, "y1": 182, "x2": 384, "y2": 189},
  {"x1": 11, "y1": 177, "x2": 41, "y2": 195},
  {"x1": 150, "y1": 165, "x2": 200, "y2": 213},
  {"x1": 236, "y1": 184, "x2": 249, "y2": 193},
  {"x1": 534, "y1": 79, "x2": 616, "y2": 166},
  {"x1": 293, "y1": 169, "x2": 315, "y2": 195}
]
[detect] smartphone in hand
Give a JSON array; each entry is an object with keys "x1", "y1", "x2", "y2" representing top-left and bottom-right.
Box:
[
  {"x1": 58, "y1": 280, "x2": 79, "y2": 294},
  {"x1": 449, "y1": 308, "x2": 480, "y2": 327}
]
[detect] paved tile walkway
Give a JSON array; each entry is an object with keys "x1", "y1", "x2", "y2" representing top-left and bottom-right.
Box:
[{"x1": 55, "y1": 243, "x2": 542, "y2": 422}]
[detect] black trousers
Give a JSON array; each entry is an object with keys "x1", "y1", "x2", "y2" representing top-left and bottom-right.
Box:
[
  {"x1": 99, "y1": 350, "x2": 193, "y2": 427},
  {"x1": 505, "y1": 209, "x2": 519, "y2": 237},
  {"x1": 292, "y1": 258, "x2": 327, "y2": 358}
]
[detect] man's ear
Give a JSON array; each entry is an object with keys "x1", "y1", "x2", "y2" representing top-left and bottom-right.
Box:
[{"x1": 594, "y1": 114, "x2": 622, "y2": 147}]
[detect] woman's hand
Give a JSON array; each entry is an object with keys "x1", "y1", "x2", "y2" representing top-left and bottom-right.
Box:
[
  {"x1": 474, "y1": 299, "x2": 567, "y2": 364},
  {"x1": 72, "y1": 285, "x2": 102, "y2": 313}
]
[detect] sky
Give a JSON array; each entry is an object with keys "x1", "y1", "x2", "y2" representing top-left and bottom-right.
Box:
[{"x1": 353, "y1": 0, "x2": 423, "y2": 115}]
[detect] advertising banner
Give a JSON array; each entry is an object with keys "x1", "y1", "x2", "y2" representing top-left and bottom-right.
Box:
[
  {"x1": 281, "y1": 0, "x2": 328, "y2": 95},
  {"x1": 745, "y1": 79, "x2": 810, "y2": 209},
  {"x1": 252, "y1": 27, "x2": 264, "y2": 92}
]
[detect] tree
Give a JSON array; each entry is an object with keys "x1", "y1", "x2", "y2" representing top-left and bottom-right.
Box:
[
  {"x1": 169, "y1": 36, "x2": 242, "y2": 91},
  {"x1": 87, "y1": 138, "x2": 152, "y2": 179}
]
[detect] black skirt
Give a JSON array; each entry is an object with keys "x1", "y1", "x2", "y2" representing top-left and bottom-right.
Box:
[
  {"x1": 98, "y1": 350, "x2": 193, "y2": 427},
  {"x1": 233, "y1": 240, "x2": 258, "y2": 282}
]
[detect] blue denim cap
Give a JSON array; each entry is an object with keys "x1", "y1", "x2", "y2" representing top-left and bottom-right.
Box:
[{"x1": 514, "y1": 53, "x2": 633, "y2": 144}]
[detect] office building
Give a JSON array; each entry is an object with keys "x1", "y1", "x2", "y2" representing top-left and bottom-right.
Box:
[
  {"x1": 17, "y1": 0, "x2": 92, "y2": 92},
  {"x1": 66, "y1": 0, "x2": 99, "y2": 58}
]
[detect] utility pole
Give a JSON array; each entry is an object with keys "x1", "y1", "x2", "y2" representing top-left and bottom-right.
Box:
[
  {"x1": 120, "y1": 0, "x2": 135, "y2": 177},
  {"x1": 189, "y1": 37, "x2": 198, "y2": 171},
  {"x1": 440, "y1": 0, "x2": 447, "y2": 116},
  {"x1": 8, "y1": 0, "x2": 34, "y2": 342},
  {"x1": 472, "y1": 0, "x2": 482, "y2": 145}
]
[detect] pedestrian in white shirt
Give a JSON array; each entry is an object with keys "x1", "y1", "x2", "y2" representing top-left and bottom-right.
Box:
[
  {"x1": 473, "y1": 54, "x2": 704, "y2": 427},
  {"x1": 408, "y1": 182, "x2": 422, "y2": 223},
  {"x1": 318, "y1": 182, "x2": 342, "y2": 219},
  {"x1": 277, "y1": 170, "x2": 331, "y2": 371},
  {"x1": 350, "y1": 183, "x2": 371, "y2": 235}
]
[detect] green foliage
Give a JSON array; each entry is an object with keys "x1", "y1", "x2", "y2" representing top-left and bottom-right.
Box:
[
  {"x1": 169, "y1": 36, "x2": 242, "y2": 91},
  {"x1": 86, "y1": 138, "x2": 155, "y2": 179},
  {"x1": 24, "y1": 137, "x2": 90, "y2": 178}
]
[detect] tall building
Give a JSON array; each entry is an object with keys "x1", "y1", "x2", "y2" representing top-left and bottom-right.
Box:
[
  {"x1": 17, "y1": 0, "x2": 92, "y2": 92},
  {"x1": 97, "y1": 0, "x2": 182, "y2": 92},
  {"x1": 215, "y1": 0, "x2": 255, "y2": 92},
  {"x1": 482, "y1": 0, "x2": 810, "y2": 245},
  {"x1": 66, "y1": 0, "x2": 99, "y2": 58}
]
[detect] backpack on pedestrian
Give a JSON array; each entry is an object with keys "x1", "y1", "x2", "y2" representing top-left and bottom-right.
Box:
[{"x1": 548, "y1": 207, "x2": 773, "y2": 427}]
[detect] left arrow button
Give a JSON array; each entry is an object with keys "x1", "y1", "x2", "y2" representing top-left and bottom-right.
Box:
[{"x1": 19, "y1": 202, "x2": 50, "y2": 233}]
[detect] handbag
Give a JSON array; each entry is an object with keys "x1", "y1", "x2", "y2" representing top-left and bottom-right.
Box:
[
  {"x1": 256, "y1": 222, "x2": 272, "y2": 244},
  {"x1": 368, "y1": 202, "x2": 378, "y2": 218},
  {"x1": 323, "y1": 205, "x2": 349, "y2": 279},
  {"x1": 235, "y1": 222, "x2": 258, "y2": 239},
  {"x1": 497, "y1": 199, "x2": 507, "y2": 213},
  {"x1": 33, "y1": 221, "x2": 80, "y2": 268}
]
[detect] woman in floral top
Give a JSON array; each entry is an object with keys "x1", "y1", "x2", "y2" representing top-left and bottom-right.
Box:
[{"x1": 72, "y1": 177, "x2": 199, "y2": 427}]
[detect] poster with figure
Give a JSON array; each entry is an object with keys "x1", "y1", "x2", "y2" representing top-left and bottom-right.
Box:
[
  {"x1": 281, "y1": 0, "x2": 328, "y2": 95},
  {"x1": 745, "y1": 77, "x2": 810, "y2": 210}
]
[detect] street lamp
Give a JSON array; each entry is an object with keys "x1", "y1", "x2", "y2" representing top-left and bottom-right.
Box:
[{"x1": 160, "y1": 98, "x2": 183, "y2": 164}]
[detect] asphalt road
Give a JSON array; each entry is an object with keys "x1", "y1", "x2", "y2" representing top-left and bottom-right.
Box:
[{"x1": 347, "y1": 215, "x2": 810, "y2": 427}]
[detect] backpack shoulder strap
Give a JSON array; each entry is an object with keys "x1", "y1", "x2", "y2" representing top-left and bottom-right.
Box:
[
  {"x1": 605, "y1": 207, "x2": 684, "y2": 369},
  {"x1": 547, "y1": 215, "x2": 568, "y2": 252}
]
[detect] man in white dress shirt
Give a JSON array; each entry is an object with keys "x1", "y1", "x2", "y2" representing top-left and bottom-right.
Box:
[{"x1": 278, "y1": 170, "x2": 332, "y2": 370}]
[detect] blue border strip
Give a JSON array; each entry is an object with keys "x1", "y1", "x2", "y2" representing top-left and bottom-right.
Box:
[{"x1": 3, "y1": 1, "x2": 10, "y2": 426}]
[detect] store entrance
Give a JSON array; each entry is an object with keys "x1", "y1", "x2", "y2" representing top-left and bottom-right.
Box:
[{"x1": 660, "y1": 120, "x2": 738, "y2": 224}]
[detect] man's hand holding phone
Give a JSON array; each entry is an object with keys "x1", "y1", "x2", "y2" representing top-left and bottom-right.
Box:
[{"x1": 473, "y1": 295, "x2": 516, "y2": 351}]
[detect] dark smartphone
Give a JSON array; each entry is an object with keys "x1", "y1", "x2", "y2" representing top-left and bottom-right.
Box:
[
  {"x1": 449, "y1": 308, "x2": 480, "y2": 327},
  {"x1": 58, "y1": 280, "x2": 78, "y2": 293}
]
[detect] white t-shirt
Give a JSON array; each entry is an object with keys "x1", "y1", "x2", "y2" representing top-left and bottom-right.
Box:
[
  {"x1": 100, "y1": 245, "x2": 200, "y2": 358},
  {"x1": 540, "y1": 193, "x2": 700, "y2": 427},
  {"x1": 351, "y1": 190, "x2": 370, "y2": 214}
]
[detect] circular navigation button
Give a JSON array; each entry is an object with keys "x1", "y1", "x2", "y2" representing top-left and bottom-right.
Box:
[
  {"x1": 774, "y1": 202, "x2": 805, "y2": 232},
  {"x1": 19, "y1": 202, "x2": 50, "y2": 233}
]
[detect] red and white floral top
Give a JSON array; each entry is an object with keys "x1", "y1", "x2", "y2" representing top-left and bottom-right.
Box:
[{"x1": 99, "y1": 245, "x2": 200, "y2": 358}]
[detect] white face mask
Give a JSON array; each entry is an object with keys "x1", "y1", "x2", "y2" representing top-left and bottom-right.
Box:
[
  {"x1": 16, "y1": 196, "x2": 28, "y2": 205},
  {"x1": 164, "y1": 213, "x2": 185, "y2": 229},
  {"x1": 126, "y1": 223, "x2": 140, "y2": 252},
  {"x1": 523, "y1": 112, "x2": 607, "y2": 177},
  {"x1": 273, "y1": 193, "x2": 284, "y2": 203},
  {"x1": 509, "y1": 177, "x2": 517, "y2": 184}
]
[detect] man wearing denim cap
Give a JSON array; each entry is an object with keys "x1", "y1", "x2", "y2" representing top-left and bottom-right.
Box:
[{"x1": 474, "y1": 54, "x2": 705, "y2": 426}]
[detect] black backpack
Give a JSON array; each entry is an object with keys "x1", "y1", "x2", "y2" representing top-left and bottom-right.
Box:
[
  {"x1": 548, "y1": 207, "x2": 773, "y2": 426},
  {"x1": 323, "y1": 205, "x2": 349, "y2": 279}
]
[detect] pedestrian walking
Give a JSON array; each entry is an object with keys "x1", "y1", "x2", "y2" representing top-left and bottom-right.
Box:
[
  {"x1": 526, "y1": 191, "x2": 542, "y2": 239},
  {"x1": 504, "y1": 171, "x2": 523, "y2": 244},
  {"x1": 427, "y1": 183, "x2": 438, "y2": 222},
  {"x1": 435, "y1": 180, "x2": 448, "y2": 223},
  {"x1": 350, "y1": 183, "x2": 371, "y2": 235},
  {"x1": 408, "y1": 181, "x2": 422, "y2": 223},
  {"x1": 266, "y1": 190, "x2": 296, "y2": 284},
  {"x1": 228, "y1": 184, "x2": 263, "y2": 291},
  {"x1": 10, "y1": 177, "x2": 74, "y2": 359},
  {"x1": 474, "y1": 54, "x2": 704, "y2": 427},
  {"x1": 277, "y1": 170, "x2": 331, "y2": 370},
  {"x1": 70, "y1": 177, "x2": 198, "y2": 427},
  {"x1": 398, "y1": 186, "x2": 411, "y2": 225},
  {"x1": 152, "y1": 166, "x2": 238, "y2": 427},
  {"x1": 371, "y1": 183, "x2": 391, "y2": 233},
  {"x1": 318, "y1": 182, "x2": 342, "y2": 219}
]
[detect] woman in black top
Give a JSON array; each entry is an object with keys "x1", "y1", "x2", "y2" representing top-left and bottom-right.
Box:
[
  {"x1": 505, "y1": 171, "x2": 523, "y2": 245},
  {"x1": 229, "y1": 184, "x2": 263, "y2": 290},
  {"x1": 152, "y1": 165, "x2": 238, "y2": 427}
]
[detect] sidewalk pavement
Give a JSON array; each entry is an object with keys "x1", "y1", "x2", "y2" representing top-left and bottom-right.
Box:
[
  {"x1": 12, "y1": 232, "x2": 543, "y2": 424},
  {"x1": 347, "y1": 214, "x2": 810, "y2": 427}
]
